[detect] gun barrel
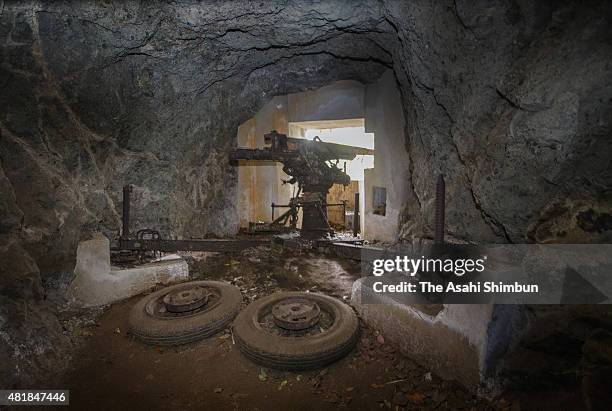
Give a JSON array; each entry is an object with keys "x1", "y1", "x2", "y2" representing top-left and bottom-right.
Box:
[
  {"x1": 229, "y1": 148, "x2": 299, "y2": 162},
  {"x1": 289, "y1": 138, "x2": 374, "y2": 160},
  {"x1": 230, "y1": 136, "x2": 375, "y2": 164}
]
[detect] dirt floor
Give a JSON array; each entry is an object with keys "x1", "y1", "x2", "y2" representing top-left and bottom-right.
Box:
[{"x1": 42, "y1": 247, "x2": 497, "y2": 411}]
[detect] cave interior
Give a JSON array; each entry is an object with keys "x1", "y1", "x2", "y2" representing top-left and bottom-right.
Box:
[{"x1": 1, "y1": 1, "x2": 612, "y2": 410}]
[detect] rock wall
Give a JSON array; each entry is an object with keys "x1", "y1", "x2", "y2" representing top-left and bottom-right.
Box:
[
  {"x1": 1, "y1": 0, "x2": 611, "y2": 388},
  {"x1": 386, "y1": 0, "x2": 612, "y2": 244},
  {"x1": 0, "y1": 0, "x2": 391, "y2": 387}
]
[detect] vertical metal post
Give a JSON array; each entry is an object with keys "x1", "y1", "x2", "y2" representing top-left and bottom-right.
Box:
[
  {"x1": 353, "y1": 192, "x2": 360, "y2": 237},
  {"x1": 271, "y1": 203, "x2": 275, "y2": 221},
  {"x1": 122, "y1": 184, "x2": 132, "y2": 240},
  {"x1": 434, "y1": 174, "x2": 445, "y2": 244},
  {"x1": 342, "y1": 200, "x2": 347, "y2": 230}
]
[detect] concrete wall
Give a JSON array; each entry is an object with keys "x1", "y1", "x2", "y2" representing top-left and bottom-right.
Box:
[
  {"x1": 70, "y1": 234, "x2": 189, "y2": 307},
  {"x1": 327, "y1": 181, "x2": 359, "y2": 229},
  {"x1": 363, "y1": 70, "x2": 409, "y2": 243},
  {"x1": 352, "y1": 278, "x2": 523, "y2": 393},
  {"x1": 237, "y1": 75, "x2": 407, "y2": 238},
  {"x1": 237, "y1": 96, "x2": 293, "y2": 226}
]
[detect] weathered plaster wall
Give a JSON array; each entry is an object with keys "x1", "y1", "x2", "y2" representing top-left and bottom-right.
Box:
[
  {"x1": 364, "y1": 70, "x2": 410, "y2": 243},
  {"x1": 237, "y1": 96, "x2": 293, "y2": 226},
  {"x1": 326, "y1": 181, "x2": 358, "y2": 229},
  {"x1": 352, "y1": 279, "x2": 525, "y2": 393},
  {"x1": 251, "y1": 75, "x2": 411, "y2": 243}
]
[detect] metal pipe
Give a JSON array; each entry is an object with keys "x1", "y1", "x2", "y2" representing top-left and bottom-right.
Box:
[
  {"x1": 434, "y1": 174, "x2": 445, "y2": 244},
  {"x1": 122, "y1": 185, "x2": 132, "y2": 240},
  {"x1": 353, "y1": 192, "x2": 360, "y2": 237}
]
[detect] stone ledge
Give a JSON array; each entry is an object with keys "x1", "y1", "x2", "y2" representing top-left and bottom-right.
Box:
[
  {"x1": 69, "y1": 234, "x2": 189, "y2": 307},
  {"x1": 351, "y1": 277, "x2": 520, "y2": 393}
]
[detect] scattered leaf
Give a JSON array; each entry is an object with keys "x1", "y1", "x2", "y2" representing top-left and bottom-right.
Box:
[
  {"x1": 258, "y1": 368, "x2": 268, "y2": 382},
  {"x1": 392, "y1": 392, "x2": 408, "y2": 406},
  {"x1": 385, "y1": 378, "x2": 408, "y2": 385},
  {"x1": 407, "y1": 392, "x2": 426, "y2": 404},
  {"x1": 278, "y1": 380, "x2": 288, "y2": 390}
]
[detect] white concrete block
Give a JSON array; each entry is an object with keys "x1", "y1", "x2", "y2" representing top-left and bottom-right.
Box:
[
  {"x1": 70, "y1": 233, "x2": 189, "y2": 307},
  {"x1": 74, "y1": 233, "x2": 111, "y2": 277},
  {"x1": 351, "y1": 278, "x2": 519, "y2": 393}
]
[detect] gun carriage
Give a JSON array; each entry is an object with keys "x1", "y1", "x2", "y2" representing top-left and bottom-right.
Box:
[{"x1": 230, "y1": 131, "x2": 373, "y2": 238}]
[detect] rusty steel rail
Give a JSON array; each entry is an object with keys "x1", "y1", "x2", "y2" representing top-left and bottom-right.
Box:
[{"x1": 115, "y1": 238, "x2": 268, "y2": 253}]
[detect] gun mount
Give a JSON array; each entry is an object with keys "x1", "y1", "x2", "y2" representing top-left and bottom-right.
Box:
[{"x1": 230, "y1": 130, "x2": 374, "y2": 238}]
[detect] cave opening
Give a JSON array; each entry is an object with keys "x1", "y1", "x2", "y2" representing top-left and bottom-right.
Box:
[{"x1": 1, "y1": 1, "x2": 611, "y2": 410}]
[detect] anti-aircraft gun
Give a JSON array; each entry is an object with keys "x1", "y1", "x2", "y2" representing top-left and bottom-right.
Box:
[{"x1": 230, "y1": 130, "x2": 374, "y2": 238}]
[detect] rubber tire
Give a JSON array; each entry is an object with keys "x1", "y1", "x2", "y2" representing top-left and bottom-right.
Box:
[
  {"x1": 128, "y1": 281, "x2": 242, "y2": 346},
  {"x1": 233, "y1": 291, "x2": 359, "y2": 370}
]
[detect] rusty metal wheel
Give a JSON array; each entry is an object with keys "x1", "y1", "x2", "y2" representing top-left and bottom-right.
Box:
[
  {"x1": 128, "y1": 281, "x2": 241, "y2": 346},
  {"x1": 232, "y1": 292, "x2": 359, "y2": 370}
]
